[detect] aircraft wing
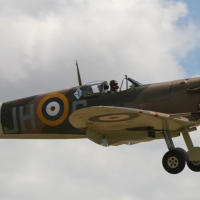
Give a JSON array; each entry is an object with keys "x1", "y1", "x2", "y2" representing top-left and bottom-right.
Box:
[{"x1": 69, "y1": 106, "x2": 198, "y2": 146}]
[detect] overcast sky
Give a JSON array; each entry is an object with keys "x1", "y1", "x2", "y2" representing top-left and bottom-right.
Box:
[{"x1": 0, "y1": 0, "x2": 200, "y2": 199}]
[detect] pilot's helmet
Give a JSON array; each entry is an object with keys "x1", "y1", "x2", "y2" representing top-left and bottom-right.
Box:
[{"x1": 110, "y1": 80, "x2": 119, "y2": 89}]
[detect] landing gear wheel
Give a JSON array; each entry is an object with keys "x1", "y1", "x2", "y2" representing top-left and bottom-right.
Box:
[
  {"x1": 175, "y1": 148, "x2": 189, "y2": 161},
  {"x1": 187, "y1": 161, "x2": 200, "y2": 172},
  {"x1": 162, "y1": 149, "x2": 186, "y2": 174}
]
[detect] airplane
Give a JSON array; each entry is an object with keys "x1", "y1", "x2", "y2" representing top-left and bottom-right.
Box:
[{"x1": 0, "y1": 63, "x2": 200, "y2": 174}]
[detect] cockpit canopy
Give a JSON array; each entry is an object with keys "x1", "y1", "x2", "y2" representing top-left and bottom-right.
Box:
[
  {"x1": 83, "y1": 81, "x2": 103, "y2": 96},
  {"x1": 83, "y1": 76, "x2": 141, "y2": 96}
]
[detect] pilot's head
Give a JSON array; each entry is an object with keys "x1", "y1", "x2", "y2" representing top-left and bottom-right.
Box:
[{"x1": 110, "y1": 80, "x2": 119, "y2": 92}]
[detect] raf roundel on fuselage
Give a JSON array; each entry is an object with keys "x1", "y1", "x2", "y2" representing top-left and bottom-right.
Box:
[{"x1": 37, "y1": 93, "x2": 69, "y2": 126}]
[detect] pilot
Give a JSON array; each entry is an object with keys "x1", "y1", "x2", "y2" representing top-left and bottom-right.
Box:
[{"x1": 110, "y1": 80, "x2": 119, "y2": 93}]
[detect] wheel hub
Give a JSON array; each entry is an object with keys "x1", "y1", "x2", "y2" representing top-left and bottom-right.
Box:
[
  {"x1": 167, "y1": 156, "x2": 179, "y2": 168},
  {"x1": 191, "y1": 161, "x2": 200, "y2": 166}
]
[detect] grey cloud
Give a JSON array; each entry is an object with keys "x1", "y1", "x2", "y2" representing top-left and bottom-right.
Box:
[
  {"x1": 0, "y1": 0, "x2": 197, "y2": 92},
  {"x1": 0, "y1": 0, "x2": 200, "y2": 199},
  {"x1": 0, "y1": 0, "x2": 89, "y2": 18},
  {"x1": 0, "y1": 135, "x2": 200, "y2": 200}
]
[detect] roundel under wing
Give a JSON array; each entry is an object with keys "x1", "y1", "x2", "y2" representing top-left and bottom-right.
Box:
[
  {"x1": 69, "y1": 106, "x2": 140, "y2": 130},
  {"x1": 69, "y1": 106, "x2": 195, "y2": 131},
  {"x1": 37, "y1": 93, "x2": 69, "y2": 126}
]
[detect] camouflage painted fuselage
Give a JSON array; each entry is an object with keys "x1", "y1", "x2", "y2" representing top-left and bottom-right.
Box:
[{"x1": 0, "y1": 77, "x2": 200, "y2": 139}]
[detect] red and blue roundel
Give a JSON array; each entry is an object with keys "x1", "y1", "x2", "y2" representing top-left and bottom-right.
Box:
[{"x1": 37, "y1": 93, "x2": 69, "y2": 126}]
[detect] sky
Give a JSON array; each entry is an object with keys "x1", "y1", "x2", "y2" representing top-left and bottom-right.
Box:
[
  {"x1": 177, "y1": 0, "x2": 200, "y2": 76},
  {"x1": 0, "y1": 0, "x2": 200, "y2": 199}
]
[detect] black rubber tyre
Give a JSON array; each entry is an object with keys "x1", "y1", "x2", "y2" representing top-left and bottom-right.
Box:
[
  {"x1": 162, "y1": 149, "x2": 186, "y2": 174},
  {"x1": 187, "y1": 161, "x2": 200, "y2": 172},
  {"x1": 175, "y1": 148, "x2": 189, "y2": 161}
]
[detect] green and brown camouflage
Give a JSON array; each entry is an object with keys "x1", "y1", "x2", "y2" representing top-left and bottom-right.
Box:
[
  {"x1": 0, "y1": 76, "x2": 200, "y2": 138},
  {"x1": 1, "y1": 74, "x2": 200, "y2": 174}
]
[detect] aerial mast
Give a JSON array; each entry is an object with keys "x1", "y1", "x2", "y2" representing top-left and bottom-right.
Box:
[{"x1": 76, "y1": 60, "x2": 82, "y2": 86}]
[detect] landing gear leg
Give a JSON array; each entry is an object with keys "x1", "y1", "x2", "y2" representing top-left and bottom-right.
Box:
[
  {"x1": 162, "y1": 130, "x2": 175, "y2": 151},
  {"x1": 162, "y1": 130, "x2": 187, "y2": 174},
  {"x1": 182, "y1": 130, "x2": 200, "y2": 172}
]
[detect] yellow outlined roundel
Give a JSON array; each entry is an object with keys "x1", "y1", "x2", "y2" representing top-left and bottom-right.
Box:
[{"x1": 37, "y1": 93, "x2": 69, "y2": 126}]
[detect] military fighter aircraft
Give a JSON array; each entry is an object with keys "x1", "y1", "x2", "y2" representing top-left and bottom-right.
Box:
[{"x1": 0, "y1": 63, "x2": 200, "y2": 174}]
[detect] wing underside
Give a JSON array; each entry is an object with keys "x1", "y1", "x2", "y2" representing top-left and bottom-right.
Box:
[{"x1": 69, "y1": 106, "x2": 199, "y2": 146}]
